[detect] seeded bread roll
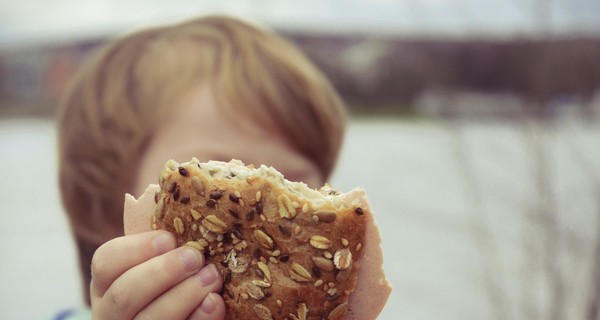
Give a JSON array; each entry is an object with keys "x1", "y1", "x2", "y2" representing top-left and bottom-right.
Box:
[{"x1": 125, "y1": 158, "x2": 389, "y2": 320}]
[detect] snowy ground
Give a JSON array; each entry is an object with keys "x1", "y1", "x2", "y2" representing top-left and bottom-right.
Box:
[{"x1": 1, "y1": 117, "x2": 600, "y2": 319}]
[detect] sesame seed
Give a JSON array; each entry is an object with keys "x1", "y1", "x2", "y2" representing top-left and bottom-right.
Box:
[
  {"x1": 341, "y1": 238, "x2": 349, "y2": 247},
  {"x1": 355, "y1": 207, "x2": 364, "y2": 215},
  {"x1": 276, "y1": 299, "x2": 283, "y2": 308}
]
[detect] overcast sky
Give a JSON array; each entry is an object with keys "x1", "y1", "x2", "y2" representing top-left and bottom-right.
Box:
[{"x1": 1, "y1": 0, "x2": 599, "y2": 46}]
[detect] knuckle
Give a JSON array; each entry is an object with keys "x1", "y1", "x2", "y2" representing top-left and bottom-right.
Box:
[
  {"x1": 91, "y1": 240, "x2": 116, "y2": 280},
  {"x1": 104, "y1": 281, "x2": 132, "y2": 315}
]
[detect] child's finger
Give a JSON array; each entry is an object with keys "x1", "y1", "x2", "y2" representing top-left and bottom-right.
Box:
[
  {"x1": 187, "y1": 293, "x2": 226, "y2": 320},
  {"x1": 134, "y1": 264, "x2": 223, "y2": 319},
  {"x1": 95, "y1": 246, "x2": 205, "y2": 319},
  {"x1": 90, "y1": 230, "x2": 176, "y2": 298}
]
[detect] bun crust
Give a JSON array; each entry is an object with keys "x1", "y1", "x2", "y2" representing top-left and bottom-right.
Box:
[{"x1": 150, "y1": 159, "x2": 369, "y2": 320}]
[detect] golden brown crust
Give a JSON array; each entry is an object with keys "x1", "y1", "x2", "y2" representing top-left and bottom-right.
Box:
[{"x1": 151, "y1": 159, "x2": 368, "y2": 320}]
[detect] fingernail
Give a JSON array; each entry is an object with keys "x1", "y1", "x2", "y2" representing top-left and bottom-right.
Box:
[
  {"x1": 196, "y1": 264, "x2": 218, "y2": 286},
  {"x1": 179, "y1": 247, "x2": 202, "y2": 272},
  {"x1": 153, "y1": 233, "x2": 174, "y2": 255},
  {"x1": 198, "y1": 293, "x2": 217, "y2": 315}
]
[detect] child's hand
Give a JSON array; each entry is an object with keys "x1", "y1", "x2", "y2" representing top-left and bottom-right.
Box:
[{"x1": 90, "y1": 230, "x2": 225, "y2": 320}]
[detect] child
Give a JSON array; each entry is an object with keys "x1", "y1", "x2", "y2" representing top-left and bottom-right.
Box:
[{"x1": 57, "y1": 15, "x2": 347, "y2": 318}]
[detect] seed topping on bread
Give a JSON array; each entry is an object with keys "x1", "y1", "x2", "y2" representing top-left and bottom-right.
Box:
[{"x1": 152, "y1": 159, "x2": 368, "y2": 319}]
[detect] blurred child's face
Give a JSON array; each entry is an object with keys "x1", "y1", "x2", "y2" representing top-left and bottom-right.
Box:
[{"x1": 133, "y1": 85, "x2": 321, "y2": 196}]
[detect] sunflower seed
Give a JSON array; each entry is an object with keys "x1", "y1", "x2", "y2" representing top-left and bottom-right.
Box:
[
  {"x1": 255, "y1": 190, "x2": 262, "y2": 203},
  {"x1": 278, "y1": 194, "x2": 291, "y2": 218},
  {"x1": 184, "y1": 241, "x2": 204, "y2": 251},
  {"x1": 191, "y1": 176, "x2": 204, "y2": 194},
  {"x1": 289, "y1": 262, "x2": 312, "y2": 282},
  {"x1": 247, "y1": 283, "x2": 265, "y2": 300},
  {"x1": 253, "y1": 304, "x2": 273, "y2": 320},
  {"x1": 312, "y1": 256, "x2": 335, "y2": 271},
  {"x1": 254, "y1": 229, "x2": 274, "y2": 249},
  {"x1": 190, "y1": 209, "x2": 201, "y2": 220},
  {"x1": 197, "y1": 238, "x2": 209, "y2": 247},
  {"x1": 257, "y1": 261, "x2": 271, "y2": 282},
  {"x1": 154, "y1": 198, "x2": 164, "y2": 219},
  {"x1": 328, "y1": 302, "x2": 347, "y2": 320},
  {"x1": 297, "y1": 303, "x2": 308, "y2": 320},
  {"x1": 336, "y1": 268, "x2": 351, "y2": 282},
  {"x1": 302, "y1": 203, "x2": 309, "y2": 214},
  {"x1": 341, "y1": 238, "x2": 349, "y2": 247},
  {"x1": 310, "y1": 235, "x2": 332, "y2": 250},
  {"x1": 202, "y1": 215, "x2": 228, "y2": 233},
  {"x1": 252, "y1": 280, "x2": 271, "y2": 288},
  {"x1": 313, "y1": 210, "x2": 337, "y2": 223},
  {"x1": 173, "y1": 217, "x2": 184, "y2": 235},
  {"x1": 233, "y1": 240, "x2": 248, "y2": 251}
]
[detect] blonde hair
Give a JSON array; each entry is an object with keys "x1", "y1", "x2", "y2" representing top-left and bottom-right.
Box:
[{"x1": 57, "y1": 15, "x2": 346, "y2": 303}]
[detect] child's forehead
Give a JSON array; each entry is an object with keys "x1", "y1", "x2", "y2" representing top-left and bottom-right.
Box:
[{"x1": 133, "y1": 85, "x2": 321, "y2": 196}]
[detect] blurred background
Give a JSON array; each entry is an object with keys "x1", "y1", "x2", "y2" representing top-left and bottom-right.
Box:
[{"x1": 1, "y1": 0, "x2": 600, "y2": 319}]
